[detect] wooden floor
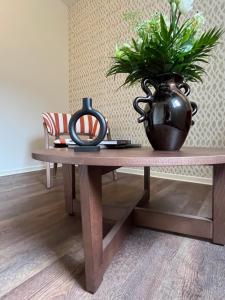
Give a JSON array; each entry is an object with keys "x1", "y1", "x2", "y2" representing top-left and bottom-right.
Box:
[{"x1": 0, "y1": 169, "x2": 215, "y2": 299}]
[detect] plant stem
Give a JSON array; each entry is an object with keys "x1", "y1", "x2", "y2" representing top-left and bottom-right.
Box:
[
  {"x1": 175, "y1": 12, "x2": 181, "y2": 34},
  {"x1": 170, "y1": 5, "x2": 173, "y2": 25},
  {"x1": 171, "y1": 6, "x2": 178, "y2": 37}
]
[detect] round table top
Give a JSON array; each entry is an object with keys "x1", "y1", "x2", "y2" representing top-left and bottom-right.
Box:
[{"x1": 32, "y1": 147, "x2": 225, "y2": 167}]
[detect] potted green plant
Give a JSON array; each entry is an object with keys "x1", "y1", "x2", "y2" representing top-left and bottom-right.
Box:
[{"x1": 107, "y1": 0, "x2": 223, "y2": 151}]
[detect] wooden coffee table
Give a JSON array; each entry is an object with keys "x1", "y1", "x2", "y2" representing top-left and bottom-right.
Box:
[{"x1": 32, "y1": 147, "x2": 225, "y2": 293}]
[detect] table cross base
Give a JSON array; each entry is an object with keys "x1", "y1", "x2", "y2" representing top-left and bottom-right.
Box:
[{"x1": 62, "y1": 164, "x2": 225, "y2": 293}]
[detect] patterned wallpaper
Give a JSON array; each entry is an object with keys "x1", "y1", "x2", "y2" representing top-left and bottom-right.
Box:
[{"x1": 68, "y1": 0, "x2": 225, "y2": 179}]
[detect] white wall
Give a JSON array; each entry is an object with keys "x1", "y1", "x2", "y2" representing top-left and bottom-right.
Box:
[{"x1": 0, "y1": 0, "x2": 68, "y2": 176}]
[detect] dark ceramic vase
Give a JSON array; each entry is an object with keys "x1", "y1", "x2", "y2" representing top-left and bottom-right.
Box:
[
  {"x1": 133, "y1": 74, "x2": 198, "y2": 151},
  {"x1": 69, "y1": 97, "x2": 107, "y2": 146}
]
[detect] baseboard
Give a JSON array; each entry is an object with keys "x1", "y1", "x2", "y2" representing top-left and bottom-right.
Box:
[
  {"x1": 118, "y1": 167, "x2": 212, "y2": 186},
  {"x1": 0, "y1": 164, "x2": 46, "y2": 177},
  {"x1": 0, "y1": 162, "x2": 65, "y2": 177}
]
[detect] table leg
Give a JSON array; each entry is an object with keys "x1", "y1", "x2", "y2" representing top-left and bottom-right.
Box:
[
  {"x1": 138, "y1": 167, "x2": 150, "y2": 206},
  {"x1": 213, "y1": 164, "x2": 225, "y2": 245},
  {"x1": 144, "y1": 166, "x2": 150, "y2": 198},
  {"x1": 79, "y1": 165, "x2": 103, "y2": 293},
  {"x1": 62, "y1": 164, "x2": 75, "y2": 216}
]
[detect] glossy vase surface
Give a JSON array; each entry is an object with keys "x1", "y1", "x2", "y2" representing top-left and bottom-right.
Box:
[{"x1": 133, "y1": 74, "x2": 198, "y2": 151}]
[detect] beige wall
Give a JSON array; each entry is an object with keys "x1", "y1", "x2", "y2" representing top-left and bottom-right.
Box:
[
  {"x1": 0, "y1": 0, "x2": 68, "y2": 175},
  {"x1": 68, "y1": 0, "x2": 225, "y2": 181}
]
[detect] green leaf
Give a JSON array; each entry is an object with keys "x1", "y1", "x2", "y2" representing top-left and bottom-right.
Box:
[{"x1": 160, "y1": 14, "x2": 169, "y2": 41}]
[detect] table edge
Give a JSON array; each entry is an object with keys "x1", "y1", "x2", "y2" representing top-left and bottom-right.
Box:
[{"x1": 32, "y1": 152, "x2": 225, "y2": 167}]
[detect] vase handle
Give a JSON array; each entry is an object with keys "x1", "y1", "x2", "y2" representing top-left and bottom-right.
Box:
[
  {"x1": 141, "y1": 79, "x2": 154, "y2": 96},
  {"x1": 179, "y1": 82, "x2": 191, "y2": 96},
  {"x1": 133, "y1": 79, "x2": 154, "y2": 123},
  {"x1": 133, "y1": 97, "x2": 151, "y2": 123},
  {"x1": 191, "y1": 101, "x2": 198, "y2": 116},
  {"x1": 190, "y1": 101, "x2": 198, "y2": 126}
]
